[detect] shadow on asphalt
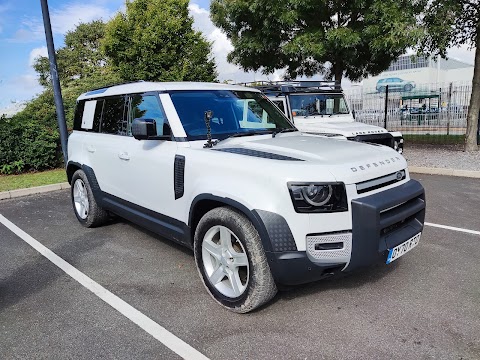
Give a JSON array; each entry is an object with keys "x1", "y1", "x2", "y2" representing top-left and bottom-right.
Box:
[{"x1": 277, "y1": 261, "x2": 399, "y2": 298}]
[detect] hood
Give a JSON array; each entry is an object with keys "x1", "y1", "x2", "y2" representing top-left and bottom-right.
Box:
[
  {"x1": 216, "y1": 133, "x2": 407, "y2": 184},
  {"x1": 293, "y1": 117, "x2": 388, "y2": 137}
]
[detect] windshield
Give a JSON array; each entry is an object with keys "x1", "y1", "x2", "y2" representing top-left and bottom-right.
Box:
[
  {"x1": 169, "y1": 90, "x2": 294, "y2": 140},
  {"x1": 289, "y1": 93, "x2": 350, "y2": 117}
]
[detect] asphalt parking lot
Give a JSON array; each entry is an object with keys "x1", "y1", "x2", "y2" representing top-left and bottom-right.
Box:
[{"x1": 1, "y1": 174, "x2": 479, "y2": 360}]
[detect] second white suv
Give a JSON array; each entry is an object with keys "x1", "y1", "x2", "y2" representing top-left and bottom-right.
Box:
[
  {"x1": 67, "y1": 82, "x2": 425, "y2": 313},
  {"x1": 245, "y1": 81, "x2": 405, "y2": 154}
]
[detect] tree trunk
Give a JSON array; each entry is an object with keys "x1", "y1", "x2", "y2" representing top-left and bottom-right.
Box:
[
  {"x1": 464, "y1": 33, "x2": 480, "y2": 152},
  {"x1": 334, "y1": 66, "x2": 343, "y2": 84}
]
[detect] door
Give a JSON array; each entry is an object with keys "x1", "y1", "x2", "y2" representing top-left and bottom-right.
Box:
[
  {"x1": 113, "y1": 93, "x2": 178, "y2": 219},
  {"x1": 84, "y1": 95, "x2": 130, "y2": 198}
]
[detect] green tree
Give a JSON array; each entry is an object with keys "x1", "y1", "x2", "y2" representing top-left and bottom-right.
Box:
[
  {"x1": 34, "y1": 20, "x2": 111, "y2": 87},
  {"x1": 103, "y1": 0, "x2": 217, "y2": 82},
  {"x1": 210, "y1": 0, "x2": 424, "y2": 82},
  {"x1": 1, "y1": 21, "x2": 122, "y2": 173},
  {"x1": 420, "y1": 0, "x2": 479, "y2": 152}
]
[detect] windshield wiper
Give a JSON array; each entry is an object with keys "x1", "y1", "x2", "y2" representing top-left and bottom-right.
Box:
[
  {"x1": 304, "y1": 111, "x2": 323, "y2": 118},
  {"x1": 272, "y1": 128, "x2": 298, "y2": 138}
]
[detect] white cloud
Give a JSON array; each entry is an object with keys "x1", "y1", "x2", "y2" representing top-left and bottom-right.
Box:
[
  {"x1": 12, "y1": 2, "x2": 115, "y2": 42},
  {"x1": 447, "y1": 44, "x2": 476, "y2": 65},
  {"x1": 29, "y1": 47, "x2": 48, "y2": 67},
  {"x1": 188, "y1": 3, "x2": 263, "y2": 83},
  {"x1": 50, "y1": 3, "x2": 113, "y2": 34},
  {"x1": 0, "y1": 101, "x2": 26, "y2": 118},
  {"x1": 0, "y1": 74, "x2": 43, "y2": 112}
]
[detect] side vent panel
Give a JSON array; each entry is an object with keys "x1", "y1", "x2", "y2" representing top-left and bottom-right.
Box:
[
  {"x1": 213, "y1": 148, "x2": 303, "y2": 161},
  {"x1": 174, "y1": 155, "x2": 185, "y2": 200}
]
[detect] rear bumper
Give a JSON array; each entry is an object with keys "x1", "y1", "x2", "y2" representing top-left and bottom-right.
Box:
[{"x1": 266, "y1": 179, "x2": 425, "y2": 285}]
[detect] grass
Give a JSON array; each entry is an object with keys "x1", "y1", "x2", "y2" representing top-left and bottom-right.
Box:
[
  {"x1": 0, "y1": 168, "x2": 67, "y2": 192},
  {"x1": 403, "y1": 134, "x2": 466, "y2": 145}
]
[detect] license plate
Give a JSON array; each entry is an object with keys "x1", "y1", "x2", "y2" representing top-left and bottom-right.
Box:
[{"x1": 386, "y1": 232, "x2": 421, "y2": 264}]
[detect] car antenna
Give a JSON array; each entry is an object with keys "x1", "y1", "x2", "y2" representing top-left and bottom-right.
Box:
[{"x1": 203, "y1": 110, "x2": 216, "y2": 148}]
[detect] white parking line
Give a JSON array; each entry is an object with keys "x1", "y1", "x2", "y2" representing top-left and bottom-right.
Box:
[
  {"x1": 0, "y1": 214, "x2": 210, "y2": 360},
  {"x1": 425, "y1": 222, "x2": 480, "y2": 236}
]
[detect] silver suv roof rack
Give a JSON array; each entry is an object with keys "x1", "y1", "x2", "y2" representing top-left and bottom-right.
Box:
[{"x1": 238, "y1": 80, "x2": 342, "y2": 94}]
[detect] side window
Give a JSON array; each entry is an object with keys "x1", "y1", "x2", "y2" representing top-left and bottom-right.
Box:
[
  {"x1": 129, "y1": 94, "x2": 169, "y2": 136},
  {"x1": 73, "y1": 100, "x2": 102, "y2": 132},
  {"x1": 100, "y1": 96, "x2": 127, "y2": 135},
  {"x1": 73, "y1": 101, "x2": 85, "y2": 131},
  {"x1": 93, "y1": 100, "x2": 103, "y2": 131}
]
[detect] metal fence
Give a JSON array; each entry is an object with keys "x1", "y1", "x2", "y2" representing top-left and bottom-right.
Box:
[{"x1": 344, "y1": 82, "x2": 472, "y2": 144}]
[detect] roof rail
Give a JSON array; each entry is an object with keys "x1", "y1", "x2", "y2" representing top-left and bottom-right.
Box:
[
  {"x1": 238, "y1": 80, "x2": 342, "y2": 94},
  {"x1": 86, "y1": 80, "x2": 146, "y2": 93}
]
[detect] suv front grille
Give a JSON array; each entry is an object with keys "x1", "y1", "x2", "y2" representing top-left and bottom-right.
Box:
[
  {"x1": 349, "y1": 134, "x2": 394, "y2": 148},
  {"x1": 356, "y1": 170, "x2": 406, "y2": 194}
]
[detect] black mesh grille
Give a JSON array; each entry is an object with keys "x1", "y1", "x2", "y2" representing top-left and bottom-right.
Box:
[
  {"x1": 354, "y1": 134, "x2": 394, "y2": 148},
  {"x1": 213, "y1": 148, "x2": 304, "y2": 161},
  {"x1": 174, "y1": 155, "x2": 185, "y2": 200}
]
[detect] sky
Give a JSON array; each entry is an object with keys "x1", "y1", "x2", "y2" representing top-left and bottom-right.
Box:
[{"x1": 0, "y1": 0, "x2": 476, "y2": 116}]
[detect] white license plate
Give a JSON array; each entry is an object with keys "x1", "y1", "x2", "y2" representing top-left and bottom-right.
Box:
[{"x1": 386, "y1": 232, "x2": 421, "y2": 264}]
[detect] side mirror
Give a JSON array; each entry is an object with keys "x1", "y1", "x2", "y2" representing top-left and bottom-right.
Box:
[
  {"x1": 132, "y1": 118, "x2": 171, "y2": 141},
  {"x1": 132, "y1": 118, "x2": 156, "y2": 140}
]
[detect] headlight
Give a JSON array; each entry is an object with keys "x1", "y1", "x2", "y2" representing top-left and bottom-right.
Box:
[
  {"x1": 394, "y1": 138, "x2": 404, "y2": 154},
  {"x1": 288, "y1": 183, "x2": 348, "y2": 213}
]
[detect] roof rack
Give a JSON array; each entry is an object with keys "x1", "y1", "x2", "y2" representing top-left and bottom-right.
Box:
[{"x1": 238, "y1": 80, "x2": 342, "y2": 94}]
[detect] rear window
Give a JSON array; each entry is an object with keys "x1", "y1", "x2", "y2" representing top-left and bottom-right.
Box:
[
  {"x1": 73, "y1": 101, "x2": 85, "y2": 131},
  {"x1": 73, "y1": 100, "x2": 101, "y2": 132}
]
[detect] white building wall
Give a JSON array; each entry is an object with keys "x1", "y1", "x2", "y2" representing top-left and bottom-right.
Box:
[{"x1": 361, "y1": 66, "x2": 474, "y2": 91}]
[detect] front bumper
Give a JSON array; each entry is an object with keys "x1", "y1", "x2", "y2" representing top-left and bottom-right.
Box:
[{"x1": 266, "y1": 179, "x2": 425, "y2": 285}]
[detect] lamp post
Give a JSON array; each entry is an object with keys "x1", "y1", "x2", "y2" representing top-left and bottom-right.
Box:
[{"x1": 40, "y1": 0, "x2": 68, "y2": 165}]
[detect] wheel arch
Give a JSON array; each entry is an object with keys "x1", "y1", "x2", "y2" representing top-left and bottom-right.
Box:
[
  {"x1": 66, "y1": 161, "x2": 82, "y2": 184},
  {"x1": 188, "y1": 194, "x2": 273, "y2": 253}
]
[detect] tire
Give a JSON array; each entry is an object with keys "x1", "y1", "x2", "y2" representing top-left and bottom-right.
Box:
[
  {"x1": 378, "y1": 86, "x2": 386, "y2": 93},
  {"x1": 404, "y1": 84, "x2": 413, "y2": 92},
  {"x1": 194, "y1": 207, "x2": 277, "y2": 313},
  {"x1": 71, "y1": 169, "x2": 109, "y2": 228}
]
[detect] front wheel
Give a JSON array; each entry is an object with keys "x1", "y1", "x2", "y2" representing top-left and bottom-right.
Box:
[
  {"x1": 71, "y1": 169, "x2": 109, "y2": 227},
  {"x1": 194, "y1": 207, "x2": 277, "y2": 313}
]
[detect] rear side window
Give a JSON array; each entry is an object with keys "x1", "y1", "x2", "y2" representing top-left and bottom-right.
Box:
[
  {"x1": 100, "y1": 96, "x2": 127, "y2": 135},
  {"x1": 73, "y1": 101, "x2": 85, "y2": 131},
  {"x1": 73, "y1": 100, "x2": 101, "y2": 132}
]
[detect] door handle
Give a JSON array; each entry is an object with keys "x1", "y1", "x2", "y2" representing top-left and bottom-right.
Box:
[
  {"x1": 118, "y1": 152, "x2": 130, "y2": 161},
  {"x1": 86, "y1": 145, "x2": 96, "y2": 153}
]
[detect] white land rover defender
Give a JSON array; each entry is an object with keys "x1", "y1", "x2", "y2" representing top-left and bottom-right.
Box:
[
  {"x1": 67, "y1": 82, "x2": 425, "y2": 313},
  {"x1": 246, "y1": 81, "x2": 404, "y2": 153}
]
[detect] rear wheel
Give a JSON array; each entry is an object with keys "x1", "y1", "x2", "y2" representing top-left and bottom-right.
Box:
[
  {"x1": 71, "y1": 170, "x2": 109, "y2": 227},
  {"x1": 194, "y1": 207, "x2": 277, "y2": 313}
]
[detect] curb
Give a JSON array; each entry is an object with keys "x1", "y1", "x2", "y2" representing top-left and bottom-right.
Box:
[
  {"x1": 0, "y1": 182, "x2": 70, "y2": 201},
  {"x1": 409, "y1": 167, "x2": 480, "y2": 179},
  {"x1": 1, "y1": 166, "x2": 479, "y2": 201}
]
